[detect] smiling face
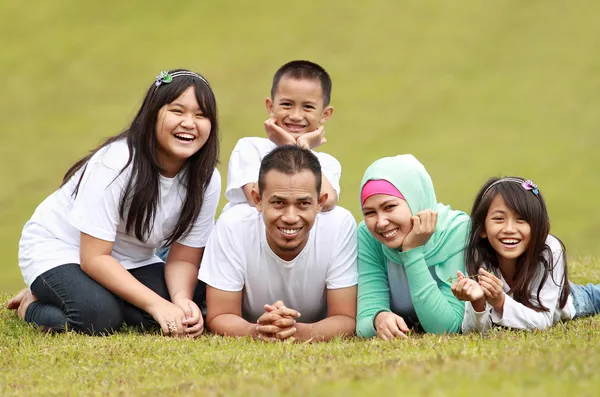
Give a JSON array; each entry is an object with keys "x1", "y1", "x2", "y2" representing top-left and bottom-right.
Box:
[
  {"x1": 253, "y1": 169, "x2": 326, "y2": 261},
  {"x1": 482, "y1": 194, "x2": 532, "y2": 269},
  {"x1": 155, "y1": 85, "x2": 211, "y2": 177},
  {"x1": 265, "y1": 76, "x2": 333, "y2": 139},
  {"x1": 362, "y1": 194, "x2": 413, "y2": 249}
]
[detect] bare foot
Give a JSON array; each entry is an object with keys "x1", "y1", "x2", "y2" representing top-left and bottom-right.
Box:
[
  {"x1": 16, "y1": 291, "x2": 37, "y2": 320},
  {"x1": 7, "y1": 288, "x2": 29, "y2": 310}
]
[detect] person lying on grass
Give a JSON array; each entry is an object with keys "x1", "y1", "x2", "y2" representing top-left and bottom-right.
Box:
[
  {"x1": 7, "y1": 69, "x2": 220, "y2": 337},
  {"x1": 199, "y1": 145, "x2": 357, "y2": 342},
  {"x1": 452, "y1": 177, "x2": 600, "y2": 332},
  {"x1": 356, "y1": 155, "x2": 469, "y2": 340}
]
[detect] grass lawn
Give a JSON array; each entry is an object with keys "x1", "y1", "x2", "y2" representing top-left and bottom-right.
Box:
[
  {"x1": 2, "y1": 258, "x2": 600, "y2": 396},
  {"x1": 2, "y1": 1, "x2": 600, "y2": 396}
]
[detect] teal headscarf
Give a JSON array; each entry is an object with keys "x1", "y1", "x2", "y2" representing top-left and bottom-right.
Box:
[{"x1": 360, "y1": 154, "x2": 469, "y2": 284}]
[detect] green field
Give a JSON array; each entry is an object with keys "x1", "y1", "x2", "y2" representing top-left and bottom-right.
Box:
[{"x1": 2, "y1": 1, "x2": 600, "y2": 395}]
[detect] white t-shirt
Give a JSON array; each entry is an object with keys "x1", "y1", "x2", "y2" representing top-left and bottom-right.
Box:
[
  {"x1": 18, "y1": 140, "x2": 221, "y2": 287},
  {"x1": 198, "y1": 204, "x2": 358, "y2": 323},
  {"x1": 222, "y1": 137, "x2": 342, "y2": 213},
  {"x1": 462, "y1": 234, "x2": 575, "y2": 333}
]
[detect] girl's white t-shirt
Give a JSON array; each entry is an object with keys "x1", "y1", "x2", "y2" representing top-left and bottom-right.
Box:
[
  {"x1": 462, "y1": 234, "x2": 575, "y2": 333},
  {"x1": 18, "y1": 140, "x2": 221, "y2": 287},
  {"x1": 198, "y1": 204, "x2": 358, "y2": 324}
]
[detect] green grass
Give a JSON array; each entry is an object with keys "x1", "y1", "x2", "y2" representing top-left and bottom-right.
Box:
[
  {"x1": 2, "y1": 1, "x2": 600, "y2": 395},
  {"x1": 2, "y1": 258, "x2": 599, "y2": 396}
]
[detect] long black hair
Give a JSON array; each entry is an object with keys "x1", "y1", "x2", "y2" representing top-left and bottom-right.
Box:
[
  {"x1": 466, "y1": 177, "x2": 570, "y2": 311},
  {"x1": 61, "y1": 69, "x2": 219, "y2": 245}
]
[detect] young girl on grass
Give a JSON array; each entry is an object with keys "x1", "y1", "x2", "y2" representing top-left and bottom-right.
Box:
[
  {"x1": 7, "y1": 69, "x2": 221, "y2": 337},
  {"x1": 356, "y1": 155, "x2": 470, "y2": 340},
  {"x1": 452, "y1": 177, "x2": 600, "y2": 332}
]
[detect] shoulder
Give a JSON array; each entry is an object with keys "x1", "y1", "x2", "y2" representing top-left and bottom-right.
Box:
[
  {"x1": 317, "y1": 206, "x2": 355, "y2": 227},
  {"x1": 205, "y1": 168, "x2": 222, "y2": 191},
  {"x1": 217, "y1": 204, "x2": 261, "y2": 229},
  {"x1": 90, "y1": 139, "x2": 132, "y2": 173},
  {"x1": 545, "y1": 234, "x2": 566, "y2": 261},
  {"x1": 233, "y1": 137, "x2": 276, "y2": 153},
  {"x1": 313, "y1": 151, "x2": 341, "y2": 167}
]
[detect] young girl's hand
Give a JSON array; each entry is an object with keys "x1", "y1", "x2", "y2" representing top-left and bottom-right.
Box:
[
  {"x1": 172, "y1": 297, "x2": 204, "y2": 337},
  {"x1": 147, "y1": 300, "x2": 187, "y2": 337},
  {"x1": 264, "y1": 118, "x2": 296, "y2": 146},
  {"x1": 401, "y1": 210, "x2": 438, "y2": 251},
  {"x1": 478, "y1": 269, "x2": 505, "y2": 312},
  {"x1": 451, "y1": 271, "x2": 487, "y2": 312},
  {"x1": 296, "y1": 126, "x2": 327, "y2": 150},
  {"x1": 374, "y1": 312, "x2": 410, "y2": 341}
]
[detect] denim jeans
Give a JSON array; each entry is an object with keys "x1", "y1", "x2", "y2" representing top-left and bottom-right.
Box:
[
  {"x1": 26, "y1": 262, "x2": 205, "y2": 335},
  {"x1": 570, "y1": 282, "x2": 600, "y2": 318}
]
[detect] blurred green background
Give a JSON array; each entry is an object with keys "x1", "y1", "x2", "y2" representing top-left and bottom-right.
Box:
[{"x1": 1, "y1": 1, "x2": 598, "y2": 292}]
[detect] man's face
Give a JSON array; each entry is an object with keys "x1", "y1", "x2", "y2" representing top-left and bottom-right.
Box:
[{"x1": 253, "y1": 169, "x2": 327, "y2": 261}]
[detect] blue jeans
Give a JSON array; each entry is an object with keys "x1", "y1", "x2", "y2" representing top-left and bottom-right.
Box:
[
  {"x1": 570, "y1": 282, "x2": 600, "y2": 318},
  {"x1": 26, "y1": 262, "x2": 205, "y2": 335}
]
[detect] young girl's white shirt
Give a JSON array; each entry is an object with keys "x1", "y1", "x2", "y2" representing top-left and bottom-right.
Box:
[
  {"x1": 462, "y1": 235, "x2": 575, "y2": 333},
  {"x1": 222, "y1": 137, "x2": 341, "y2": 213},
  {"x1": 18, "y1": 140, "x2": 221, "y2": 287}
]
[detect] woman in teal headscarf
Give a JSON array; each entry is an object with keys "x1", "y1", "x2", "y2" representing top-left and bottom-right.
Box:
[{"x1": 356, "y1": 155, "x2": 469, "y2": 339}]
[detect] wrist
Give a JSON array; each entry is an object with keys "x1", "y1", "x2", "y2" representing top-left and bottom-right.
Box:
[
  {"x1": 491, "y1": 294, "x2": 505, "y2": 313},
  {"x1": 471, "y1": 297, "x2": 487, "y2": 313}
]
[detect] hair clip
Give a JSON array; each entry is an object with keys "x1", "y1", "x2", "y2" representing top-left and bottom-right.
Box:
[
  {"x1": 521, "y1": 180, "x2": 539, "y2": 196},
  {"x1": 155, "y1": 71, "x2": 173, "y2": 87}
]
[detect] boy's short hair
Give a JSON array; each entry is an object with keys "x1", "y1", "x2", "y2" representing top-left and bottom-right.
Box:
[
  {"x1": 258, "y1": 145, "x2": 322, "y2": 197},
  {"x1": 271, "y1": 60, "x2": 332, "y2": 106}
]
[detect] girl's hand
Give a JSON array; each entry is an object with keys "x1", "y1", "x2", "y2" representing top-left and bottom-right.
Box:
[
  {"x1": 374, "y1": 312, "x2": 410, "y2": 341},
  {"x1": 296, "y1": 126, "x2": 327, "y2": 150},
  {"x1": 172, "y1": 297, "x2": 204, "y2": 337},
  {"x1": 401, "y1": 210, "x2": 438, "y2": 251},
  {"x1": 451, "y1": 271, "x2": 486, "y2": 311},
  {"x1": 264, "y1": 118, "x2": 296, "y2": 146},
  {"x1": 478, "y1": 269, "x2": 505, "y2": 312},
  {"x1": 147, "y1": 300, "x2": 187, "y2": 337}
]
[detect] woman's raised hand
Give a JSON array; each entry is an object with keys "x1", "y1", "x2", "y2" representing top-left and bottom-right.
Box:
[{"x1": 401, "y1": 210, "x2": 438, "y2": 251}]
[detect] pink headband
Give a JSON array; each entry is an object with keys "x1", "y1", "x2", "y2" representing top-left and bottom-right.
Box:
[{"x1": 361, "y1": 180, "x2": 405, "y2": 206}]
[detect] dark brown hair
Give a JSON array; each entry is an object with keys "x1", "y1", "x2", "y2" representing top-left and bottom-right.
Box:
[
  {"x1": 271, "y1": 60, "x2": 332, "y2": 106},
  {"x1": 466, "y1": 177, "x2": 570, "y2": 311},
  {"x1": 257, "y1": 145, "x2": 322, "y2": 197},
  {"x1": 62, "y1": 69, "x2": 219, "y2": 245}
]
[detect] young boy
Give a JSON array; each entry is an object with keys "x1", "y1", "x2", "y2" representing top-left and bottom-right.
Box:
[{"x1": 223, "y1": 60, "x2": 342, "y2": 213}]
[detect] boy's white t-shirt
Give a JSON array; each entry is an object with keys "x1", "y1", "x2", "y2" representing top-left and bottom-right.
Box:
[
  {"x1": 18, "y1": 140, "x2": 221, "y2": 287},
  {"x1": 222, "y1": 137, "x2": 342, "y2": 213},
  {"x1": 198, "y1": 204, "x2": 358, "y2": 323},
  {"x1": 461, "y1": 234, "x2": 575, "y2": 333}
]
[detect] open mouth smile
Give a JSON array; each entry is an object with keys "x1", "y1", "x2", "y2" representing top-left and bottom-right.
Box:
[
  {"x1": 284, "y1": 123, "x2": 307, "y2": 132},
  {"x1": 279, "y1": 227, "x2": 302, "y2": 237},
  {"x1": 380, "y1": 229, "x2": 398, "y2": 239},
  {"x1": 499, "y1": 238, "x2": 521, "y2": 248},
  {"x1": 173, "y1": 133, "x2": 196, "y2": 143}
]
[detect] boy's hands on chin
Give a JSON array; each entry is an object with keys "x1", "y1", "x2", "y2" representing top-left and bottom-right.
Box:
[
  {"x1": 264, "y1": 118, "x2": 296, "y2": 146},
  {"x1": 264, "y1": 118, "x2": 327, "y2": 150},
  {"x1": 296, "y1": 126, "x2": 327, "y2": 150},
  {"x1": 256, "y1": 300, "x2": 300, "y2": 342}
]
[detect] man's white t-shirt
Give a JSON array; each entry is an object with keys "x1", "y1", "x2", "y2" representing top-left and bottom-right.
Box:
[
  {"x1": 222, "y1": 137, "x2": 342, "y2": 213},
  {"x1": 198, "y1": 204, "x2": 358, "y2": 323},
  {"x1": 18, "y1": 140, "x2": 221, "y2": 287}
]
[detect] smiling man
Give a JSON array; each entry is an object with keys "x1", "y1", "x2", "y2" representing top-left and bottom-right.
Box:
[{"x1": 199, "y1": 145, "x2": 357, "y2": 341}]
